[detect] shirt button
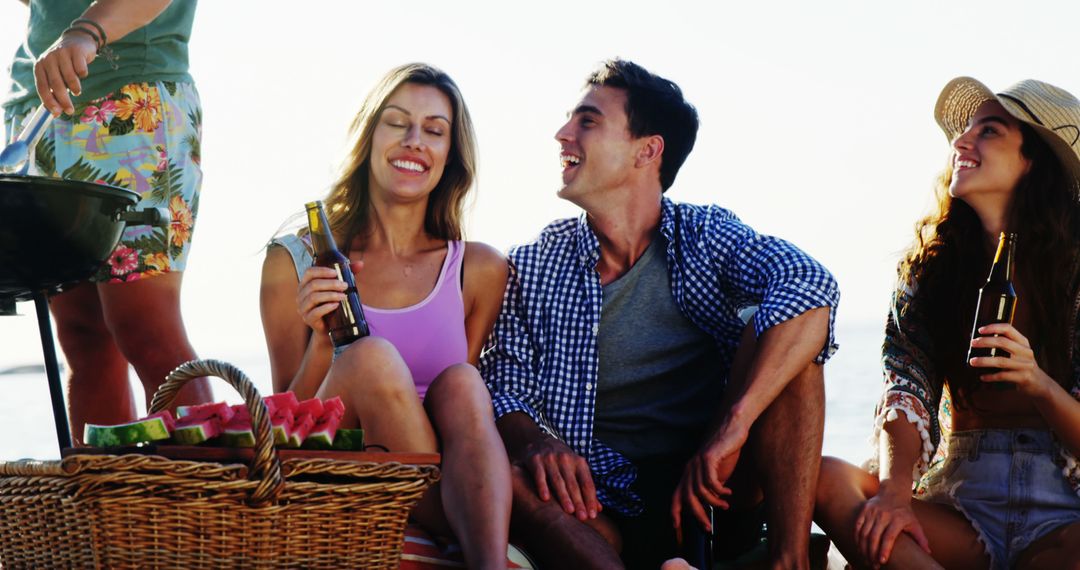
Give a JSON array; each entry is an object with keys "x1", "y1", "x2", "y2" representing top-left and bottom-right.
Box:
[
  {"x1": 584, "y1": 383, "x2": 593, "y2": 391},
  {"x1": 591, "y1": 323, "x2": 599, "y2": 335},
  {"x1": 579, "y1": 440, "x2": 588, "y2": 448}
]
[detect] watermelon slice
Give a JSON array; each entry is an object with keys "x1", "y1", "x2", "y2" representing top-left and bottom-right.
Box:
[
  {"x1": 144, "y1": 410, "x2": 176, "y2": 431},
  {"x1": 286, "y1": 413, "x2": 317, "y2": 448},
  {"x1": 270, "y1": 407, "x2": 294, "y2": 446},
  {"x1": 331, "y1": 428, "x2": 365, "y2": 451},
  {"x1": 296, "y1": 398, "x2": 324, "y2": 419},
  {"x1": 220, "y1": 416, "x2": 256, "y2": 447},
  {"x1": 263, "y1": 392, "x2": 299, "y2": 414},
  {"x1": 84, "y1": 415, "x2": 173, "y2": 447},
  {"x1": 172, "y1": 416, "x2": 223, "y2": 445},
  {"x1": 174, "y1": 401, "x2": 236, "y2": 424},
  {"x1": 322, "y1": 396, "x2": 345, "y2": 419}
]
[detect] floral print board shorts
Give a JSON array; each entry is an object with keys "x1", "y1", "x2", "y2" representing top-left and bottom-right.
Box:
[{"x1": 6, "y1": 81, "x2": 202, "y2": 283}]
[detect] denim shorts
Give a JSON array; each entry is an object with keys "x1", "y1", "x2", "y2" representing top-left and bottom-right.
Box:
[{"x1": 921, "y1": 429, "x2": 1080, "y2": 569}]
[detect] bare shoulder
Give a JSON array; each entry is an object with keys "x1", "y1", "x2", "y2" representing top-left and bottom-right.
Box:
[
  {"x1": 463, "y1": 241, "x2": 509, "y2": 283},
  {"x1": 261, "y1": 244, "x2": 299, "y2": 286},
  {"x1": 462, "y1": 240, "x2": 507, "y2": 295}
]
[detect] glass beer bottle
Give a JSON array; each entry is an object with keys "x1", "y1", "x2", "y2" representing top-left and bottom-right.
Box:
[
  {"x1": 966, "y1": 232, "x2": 1017, "y2": 376},
  {"x1": 305, "y1": 200, "x2": 369, "y2": 347}
]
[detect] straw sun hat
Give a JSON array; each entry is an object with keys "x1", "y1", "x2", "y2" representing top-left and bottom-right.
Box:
[{"x1": 935, "y1": 77, "x2": 1080, "y2": 188}]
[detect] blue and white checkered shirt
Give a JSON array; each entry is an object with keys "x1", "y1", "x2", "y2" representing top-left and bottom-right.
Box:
[{"x1": 480, "y1": 198, "x2": 840, "y2": 514}]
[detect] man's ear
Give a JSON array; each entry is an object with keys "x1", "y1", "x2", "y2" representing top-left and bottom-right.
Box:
[{"x1": 635, "y1": 134, "x2": 664, "y2": 168}]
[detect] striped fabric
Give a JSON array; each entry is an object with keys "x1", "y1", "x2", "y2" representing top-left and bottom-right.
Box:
[
  {"x1": 399, "y1": 525, "x2": 537, "y2": 569},
  {"x1": 480, "y1": 198, "x2": 840, "y2": 514}
]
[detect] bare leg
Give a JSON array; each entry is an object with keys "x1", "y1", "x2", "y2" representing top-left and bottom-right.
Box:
[
  {"x1": 97, "y1": 272, "x2": 211, "y2": 409},
  {"x1": 752, "y1": 362, "x2": 824, "y2": 569},
  {"x1": 50, "y1": 282, "x2": 135, "y2": 444},
  {"x1": 509, "y1": 465, "x2": 625, "y2": 569},
  {"x1": 1017, "y1": 520, "x2": 1080, "y2": 570},
  {"x1": 814, "y1": 456, "x2": 988, "y2": 569},
  {"x1": 316, "y1": 336, "x2": 437, "y2": 452},
  {"x1": 422, "y1": 364, "x2": 511, "y2": 570},
  {"x1": 722, "y1": 322, "x2": 823, "y2": 570}
]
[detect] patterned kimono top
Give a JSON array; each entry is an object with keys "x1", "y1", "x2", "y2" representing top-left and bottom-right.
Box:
[{"x1": 876, "y1": 269, "x2": 1080, "y2": 496}]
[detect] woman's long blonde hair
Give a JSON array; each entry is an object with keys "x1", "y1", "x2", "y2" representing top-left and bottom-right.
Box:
[{"x1": 322, "y1": 63, "x2": 477, "y2": 253}]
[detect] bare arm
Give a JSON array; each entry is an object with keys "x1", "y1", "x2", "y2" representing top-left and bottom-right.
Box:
[
  {"x1": 461, "y1": 242, "x2": 509, "y2": 365},
  {"x1": 673, "y1": 306, "x2": 830, "y2": 531},
  {"x1": 724, "y1": 307, "x2": 829, "y2": 433},
  {"x1": 259, "y1": 247, "x2": 333, "y2": 399},
  {"x1": 34, "y1": 0, "x2": 173, "y2": 115}
]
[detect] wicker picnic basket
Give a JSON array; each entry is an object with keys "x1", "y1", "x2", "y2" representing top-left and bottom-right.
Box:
[{"x1": 0, "y1": 359, "x2": 441, "y2": 569}]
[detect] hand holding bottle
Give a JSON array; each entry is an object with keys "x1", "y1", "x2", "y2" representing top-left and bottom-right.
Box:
[
  {"x1": 970, "y1": 323, "x2": 1057, "y2": 399},
  {"x1": 295, "y1": 260, "x2": 363, "y2": 336}
]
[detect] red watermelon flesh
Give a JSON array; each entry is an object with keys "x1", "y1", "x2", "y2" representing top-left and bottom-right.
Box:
[
  {"x1": 322, "y1": 396, "x2": 345, "y2": 419},
  {"x1": 174, "y1": 401, "x2": 235, "y2": 425},
  {"x1": 296, "y1": 398, "x2": 324, "y2": 418},
  {"x1": 270, "y1": 407, "x2": 295, "y2": 446},
  {"x1": 302, "y1": 409, "x2": 344, "y2": 449},
  {"x1": 263, "y1": 392, "x2": 299, "y2": 415},
  {"x1": 287, "y1": 413, "x2": 317, "y2": 448}
]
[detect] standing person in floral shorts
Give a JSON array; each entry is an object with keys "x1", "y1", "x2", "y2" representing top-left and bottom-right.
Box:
[{"x1": 2, "y1": 0, "x2": 211, "y2": 443}]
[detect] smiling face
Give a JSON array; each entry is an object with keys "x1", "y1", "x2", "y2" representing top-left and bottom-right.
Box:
[
  {"x1": 554, "y1": 85, "x2": 643, "y2": 204},
  {"x1": 367, "y1": 83, "x2": 453, "y2": 203},
  {"x1": 949, "y1": 100, "x2": 1032, "y2": 207}
]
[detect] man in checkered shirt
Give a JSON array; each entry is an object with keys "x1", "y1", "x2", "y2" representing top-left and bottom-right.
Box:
[{"x1": 480, "y1": 59, "x2": 839, "y2": 570}]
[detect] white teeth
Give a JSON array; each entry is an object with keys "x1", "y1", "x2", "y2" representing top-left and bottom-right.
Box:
[
  {"x1": 560, "y1": 154, "x2": 581, "y2": 168},
  {"x1": 956, "y1": 159, "x2": 979, "y2": 169},
  {"x1": 391, "y1": 159, "x2": 425, "y2": 172}
]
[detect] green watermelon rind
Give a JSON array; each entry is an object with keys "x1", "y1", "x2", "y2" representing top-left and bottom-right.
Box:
[
  {"x1": 172, "y1": 422, "x2": 218, "y2": 445},
  {"x1": 84, "y1": 417, "x2": 171, "y2": 447},
  {"x1": 331, "y1": 428, "x2": 365, "y2": 451}
]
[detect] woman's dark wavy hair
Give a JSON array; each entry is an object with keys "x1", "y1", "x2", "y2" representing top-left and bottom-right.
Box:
[{"x1": 898, "y1": 123, "x2": 1080, "y2": 406}]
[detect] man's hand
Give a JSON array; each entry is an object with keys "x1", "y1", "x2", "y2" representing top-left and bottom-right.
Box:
[
  {"x1": 520, "y1": 434, "x2": 601, "y2": 521},
  {"x1": 671, "y1": 419, "x2": 748, "y2": 533},
  {"x1": 34, "y1": 33, "x2": 97, "y2": 116}
]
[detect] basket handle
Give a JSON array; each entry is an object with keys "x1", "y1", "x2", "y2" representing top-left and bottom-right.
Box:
[{"x1": 149, "y1": 358, "x2": 285, "y2": 506}]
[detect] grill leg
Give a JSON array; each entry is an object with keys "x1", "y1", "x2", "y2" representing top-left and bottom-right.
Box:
[{"x1": 33, "y1": 290, "x2": 72, "y2": 451}]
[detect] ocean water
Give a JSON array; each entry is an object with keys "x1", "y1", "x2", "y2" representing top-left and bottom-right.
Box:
[{"x1": 0, "y1": 322, "x2": 883, "y2": 464}]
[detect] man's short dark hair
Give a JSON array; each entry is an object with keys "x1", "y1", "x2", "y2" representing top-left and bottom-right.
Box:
[{"x1": 586, "y1": 59, "x2": 699, "y2": 191}]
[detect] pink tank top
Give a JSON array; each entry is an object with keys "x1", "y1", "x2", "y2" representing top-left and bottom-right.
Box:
[{"x1": 363, "y1": 240, "x2": 468, "y2": 399}]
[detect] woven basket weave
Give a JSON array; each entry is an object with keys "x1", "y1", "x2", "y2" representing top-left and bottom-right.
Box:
[{"x1": 0, "y1": 359, "x2": 441, "y2": 569}]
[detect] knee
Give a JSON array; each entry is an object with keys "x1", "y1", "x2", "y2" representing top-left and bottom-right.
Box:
[
  {"x1": 330, "y1": 336, "x2": 414, "y2": 397},
  {"x1": 53, "y1": 308, "x2": 112, "y2": 351},
  {"x1": 426, "y1": 364, "x2": 491, "y2": 409}
]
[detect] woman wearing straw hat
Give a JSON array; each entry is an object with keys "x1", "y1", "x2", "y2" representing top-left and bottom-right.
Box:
[{"x1": 814, "y1": 78, "x2": 1080, "y2": 570}]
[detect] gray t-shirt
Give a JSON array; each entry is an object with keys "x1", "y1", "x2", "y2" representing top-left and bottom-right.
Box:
[{"x1": 594, "y1": 235, "x2": 725, "y2": 461}]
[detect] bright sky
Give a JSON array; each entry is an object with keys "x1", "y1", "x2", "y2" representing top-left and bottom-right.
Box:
[{"x1": 2, "y1": 0, "x2": 1079, "y2": 371}]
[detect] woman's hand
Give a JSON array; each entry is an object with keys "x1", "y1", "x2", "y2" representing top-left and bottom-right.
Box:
[
  {"x1": 34, "y1": 32, "x2": 98, "y2": 116},
  {"x1": 970, "y1": 323, "x2": 1056, "y2": 400},
  {"x1": 295, "y1": 260, "x2": 363, "y2": 335},
  {"x1": 855, "y1": 480, "x2": 931, "y2": 568}
]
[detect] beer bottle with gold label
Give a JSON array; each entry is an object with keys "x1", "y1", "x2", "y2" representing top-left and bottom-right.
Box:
[
  {"x1": 966, "y1": 232, "x2": 1017, "y2": 369},
  {"x1": 305, "y1": 200, "x2": 369, "y2": 347}
]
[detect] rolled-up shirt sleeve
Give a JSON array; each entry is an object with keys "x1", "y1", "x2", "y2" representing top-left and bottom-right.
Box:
[{"x1": 709, "y1": 216, "x2": 840, "y2": 364}]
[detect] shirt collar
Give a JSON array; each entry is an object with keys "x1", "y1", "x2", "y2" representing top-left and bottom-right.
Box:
[{"x1": 574, "y1": 197, "x2": 677, "y2": 269}]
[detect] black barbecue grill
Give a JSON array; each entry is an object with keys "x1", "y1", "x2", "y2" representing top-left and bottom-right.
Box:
[{"x1": 1, "y1": 175, "x2": 165, "y2": 451}]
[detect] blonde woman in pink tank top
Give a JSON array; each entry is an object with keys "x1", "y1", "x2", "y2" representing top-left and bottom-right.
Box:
[{"x1": 260, "y1": 64, "x2": 511, "y2": 570}]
